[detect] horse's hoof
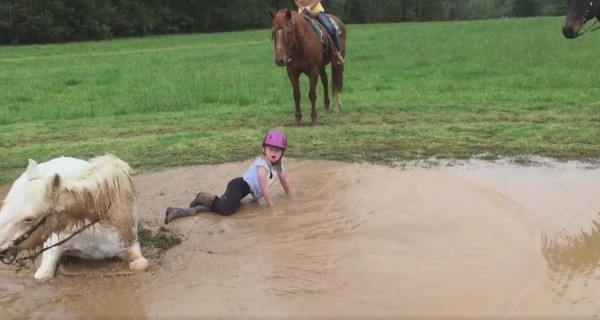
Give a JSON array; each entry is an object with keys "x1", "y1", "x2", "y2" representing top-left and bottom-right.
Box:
[
  {"x1": 129, "y1": 257, "x2": 149, "y2": 271},
  {"x1": 34, "y1": 268, "x2": 56, "y2": 280}
]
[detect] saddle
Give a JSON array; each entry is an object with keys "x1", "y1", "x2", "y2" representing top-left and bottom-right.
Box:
[{"x1": 301, "y1": 14, "x2": 342, "y2": 47}]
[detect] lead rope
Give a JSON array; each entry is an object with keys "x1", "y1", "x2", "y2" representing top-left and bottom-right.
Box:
[{"x1": 1, "y1": 219, "x2": 98, "y2": 265}]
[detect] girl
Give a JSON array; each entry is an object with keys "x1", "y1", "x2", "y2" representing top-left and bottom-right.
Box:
[
  {"x1": 294, "y1": 0, "x2": 345, "y2": 65},
  {"x1": 164, "y1": 130, "x2": 292, "y2": 224}
]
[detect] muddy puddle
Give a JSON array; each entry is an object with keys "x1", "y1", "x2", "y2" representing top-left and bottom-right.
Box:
[{"x1": 1, "y1": 159, "x2": 599, "y2": 319}]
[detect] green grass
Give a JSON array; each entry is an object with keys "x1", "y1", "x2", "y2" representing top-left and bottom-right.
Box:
[
  {"x1": 1, "y1": 17, "x2": 599, "y2": 185},
  {"x1": 137, "y1": 224, "x2": 182, "y2": 260}
]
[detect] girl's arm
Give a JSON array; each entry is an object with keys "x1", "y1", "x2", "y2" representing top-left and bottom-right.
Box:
[
  {"x1": 258, "y1": 166, "x2": 274, "y2": 207},
  {"x1": 279, "y1": 172, "x2": 292, "y2": 196},
  {"x1": 297, "y1": 0, "x2": 321, "y2": 13},
  {"x1": 306, "y1": 0, "x2": 322, "y2": 10}
]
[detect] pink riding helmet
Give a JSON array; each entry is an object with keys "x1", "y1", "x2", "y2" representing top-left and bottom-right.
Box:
[{"x1": 263, "y1": 130, "x2": 288, "y2": 150}]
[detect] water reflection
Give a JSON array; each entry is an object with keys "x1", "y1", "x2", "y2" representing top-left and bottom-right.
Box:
[{"x1": 544, "y1": 218, "x2": 600, "y2": 275}]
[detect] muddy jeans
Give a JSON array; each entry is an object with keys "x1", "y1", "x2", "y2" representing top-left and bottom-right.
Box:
[{"x1": 211, "y1": 177, "x2": 251, "y2": 216}]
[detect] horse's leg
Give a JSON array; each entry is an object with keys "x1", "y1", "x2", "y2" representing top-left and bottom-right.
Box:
[
  {"x1": 287, "y1": 67, "x2": 302, "y2": 126},
  {"x1": 308, "y1": 70, "x2": 319, "y2": 126},
  {"x1": 319, "y1": 66, "x2": 330, "y2": 111},
  {"x1": 126, "y1": 239, "x2": 149, "y2": 272},
  {"x1": 34, "y1": 233, "x2": 62, "y2": 280},
  {"x1": 332, "y1": 63, "x2": 344, "y2": 113}
]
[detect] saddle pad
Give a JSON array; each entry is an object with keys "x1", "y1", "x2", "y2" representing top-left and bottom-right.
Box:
[
  {"x1": 302, "y1": 14, "x2": 342, "y2": 46},
  {"x1": 302, "y1": 14, "x2": 326, "y2": 44}
]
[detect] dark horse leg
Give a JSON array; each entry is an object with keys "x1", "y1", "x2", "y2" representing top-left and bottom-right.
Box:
[
  {"x1": 287, "y1": 67, "x2": 302, "y2": 126},
  {"x1": 319, "y1": 66, "x2": 330, "y2": 111},
  {"x1": 308, "y1": 69, "x2": 319, "y2": 126}
]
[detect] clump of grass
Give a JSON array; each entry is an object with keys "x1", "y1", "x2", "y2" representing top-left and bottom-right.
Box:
[{"x1": 137, "y1": 223, "x2": 182, "y2": 260}]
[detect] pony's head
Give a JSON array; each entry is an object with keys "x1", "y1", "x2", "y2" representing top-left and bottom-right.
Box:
[
  {"x1": 563, "y1": 0, "x2": 600, "y2": 39},
  {"x1": 269, "y1": 9, "x2": 297, "y2": 66},
  {"x1": 0, "y1": 160, "x2": 68, "y2": 262}
]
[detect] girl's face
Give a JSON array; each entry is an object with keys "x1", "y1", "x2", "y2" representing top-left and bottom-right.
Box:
[{"x1": 264, "y1": 146, "x2": 284, "y2": 163}]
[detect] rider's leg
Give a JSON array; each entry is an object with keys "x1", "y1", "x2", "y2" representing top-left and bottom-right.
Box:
[
  {"x1": 164, "y1": 205, "x2": 211, "y2": 224},
  {"x1": 316, "y1": 12, "x2": 344, "y2": 64},
  {"x1": 210, "y1": 177, "x2": 251, "y2": 216}
]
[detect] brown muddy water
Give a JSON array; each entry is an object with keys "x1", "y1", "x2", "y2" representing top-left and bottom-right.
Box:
[{"x1": 1, "y1": 159, "x2": 599, "y2": 319}]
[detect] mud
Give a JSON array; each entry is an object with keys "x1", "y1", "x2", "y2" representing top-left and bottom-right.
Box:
[{"x1": 1, "y1": 159, "x2": 599, "y2": 319}]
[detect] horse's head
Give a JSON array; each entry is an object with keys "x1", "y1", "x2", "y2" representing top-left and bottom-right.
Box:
[
  {"x1": 269, "y1": 9, "x2": 297, "y2": 66},
  {"x1": 0, "y1": 160, "x2": 68, "y2": 263},
  {"x1": 563, "y1": 0, "x2": 600, "y2": 39}
]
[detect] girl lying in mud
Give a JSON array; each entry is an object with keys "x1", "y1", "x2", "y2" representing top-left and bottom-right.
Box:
[{"x1": 164, "y1": 130, "x2": 292, "y2": 224}]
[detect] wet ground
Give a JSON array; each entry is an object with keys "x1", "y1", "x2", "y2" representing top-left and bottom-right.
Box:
[{"x1": 1, "y1": 158, "x2": 599, "y2": 319}]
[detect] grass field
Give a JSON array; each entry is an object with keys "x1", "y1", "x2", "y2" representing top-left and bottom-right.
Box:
[{"x1": 1, "y1": 16, "x2": 599, "y2": 185}]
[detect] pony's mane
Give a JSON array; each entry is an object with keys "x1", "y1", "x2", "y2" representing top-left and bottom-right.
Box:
[{"x1": 58, "y1": 154, "x2": 137, "y2": 244}]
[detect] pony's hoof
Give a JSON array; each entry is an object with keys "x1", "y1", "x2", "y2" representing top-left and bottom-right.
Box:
[
  {"x1": 34, "y1": 268, "x2": 56, "y2": 280},
  {"x1": 129, "y1": 257, "x2": 149, "y2": 271}
]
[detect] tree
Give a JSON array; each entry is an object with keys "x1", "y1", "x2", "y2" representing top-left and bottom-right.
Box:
[
  {"x1": 512, "y1": 0, "x2": 542, "y2": 17},
  {"x1": 0, "y1": 0, "x2": 578, "y2": 45}
]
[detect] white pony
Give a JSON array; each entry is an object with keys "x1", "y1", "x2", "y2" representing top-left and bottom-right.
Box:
[{"x1": 0, "y1": 154, "x2": 148, "y2": 280}]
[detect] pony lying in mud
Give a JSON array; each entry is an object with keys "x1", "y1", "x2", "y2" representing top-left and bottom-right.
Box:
[{"x1": 0, "y1": 154, "x2": 148, "y2": 280}]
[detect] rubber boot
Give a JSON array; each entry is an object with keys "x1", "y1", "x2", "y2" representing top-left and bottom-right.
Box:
[
  {"x1": 189, "y1": 192, "x2": 217, "y2": 208},
  {"x1": 164, "y1": 205, "x2": 211, "y2": 224}
]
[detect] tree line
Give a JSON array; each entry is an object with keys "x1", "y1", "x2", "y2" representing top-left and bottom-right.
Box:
[{"x1": 0, "y1": 0, "x2": 567, "y2": 45}]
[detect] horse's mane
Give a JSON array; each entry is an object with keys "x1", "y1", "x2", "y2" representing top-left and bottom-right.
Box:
[
  {"x1": 273, "y1": 9, "x2": 304, "y2": 28},
  {"x1": 58, "y1": 154, "x2": 137, "y2": 243}
]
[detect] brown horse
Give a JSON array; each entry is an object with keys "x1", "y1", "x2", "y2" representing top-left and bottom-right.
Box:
[
  {"x1": 563, "y1": 0, "x2": 600, "y2": 39},
  {"x1": 269, "y1": 8, "x2": 346, "y2": 126}
]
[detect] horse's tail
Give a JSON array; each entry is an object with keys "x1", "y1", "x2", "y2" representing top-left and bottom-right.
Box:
[{"x1": 332, "y1": 62, "x2": 344, "y2": 93}]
